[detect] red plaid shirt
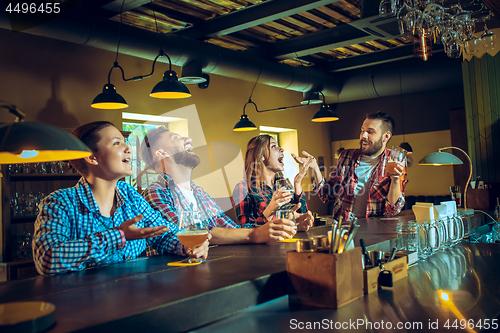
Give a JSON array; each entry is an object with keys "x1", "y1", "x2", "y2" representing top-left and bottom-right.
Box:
[
  {"x1": 143, "y1": 173, "x2": 240, "y2": 230},
  {"x1": 317, "y1": 148, "x2": 407, "y2": 221},
  {"x1": 232, "y1": 177, "x2": 308, "y2": 228}
]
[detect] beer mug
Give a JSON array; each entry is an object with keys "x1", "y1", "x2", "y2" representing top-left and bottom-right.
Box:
[
  {"x1": 451, "y1": 214, "x2": 464, "y2": 244},
  {"x1": 418, "y1": 220, "x2": 441, "y2": 259},
  {"x1": 428, "y1": 220, "x2": 442, "y2": 254},
  {"x1": 396, "y1": 220, "x2": 420, "y2": 253}
]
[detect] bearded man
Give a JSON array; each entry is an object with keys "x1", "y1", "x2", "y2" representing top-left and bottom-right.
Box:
[{"x1": 294, "y1": 112, "x2": 407, "y2": 221}]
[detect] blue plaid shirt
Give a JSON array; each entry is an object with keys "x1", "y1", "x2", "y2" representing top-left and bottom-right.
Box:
[{"x1": 33, "y1": 177, "x2": 182, "y2": 275}]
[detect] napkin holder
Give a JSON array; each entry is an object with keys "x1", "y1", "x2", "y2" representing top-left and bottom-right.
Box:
[
  {"x1": 362, "y1": 253, "x2": 408, "y2": 294},
  {"x1": 286, "y1": 247, "x2": 363, "y2": 309}
]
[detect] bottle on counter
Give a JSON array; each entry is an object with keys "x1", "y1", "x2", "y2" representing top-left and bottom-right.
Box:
[{"x1": 450, "y1": 186, "x2": 462, "y2": 209}]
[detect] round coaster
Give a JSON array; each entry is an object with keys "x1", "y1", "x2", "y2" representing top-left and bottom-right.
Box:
[
  {"x1": 0, "y1": 301, "x2": 55, "y2": 333},
  {"x1": 167, "y1": 260, "x2": 202, "y2": 266}
]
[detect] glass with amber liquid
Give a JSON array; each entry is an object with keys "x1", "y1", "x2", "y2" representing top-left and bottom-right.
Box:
[
  {"x1": 177, "y1": 211, "x2": 210, "y2": 263},
  {"x1": 386, "y1": 146, "x2": 405, "y2": 175},
  {"x1": 275, "y1": 209, "x2": 297, "y2": 236}
]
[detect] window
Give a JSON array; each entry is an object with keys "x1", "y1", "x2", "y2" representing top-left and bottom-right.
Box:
[
  {"x1": 260, "y1": 131, "x2": 279, "y2": 145},
  {"x1": 122, "y1": 122, "x2": 163, "y2": 190}
]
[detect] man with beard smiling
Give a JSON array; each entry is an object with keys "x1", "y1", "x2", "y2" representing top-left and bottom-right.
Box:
[
  {"x1": 140, "y1": 127, "x2": 298, "y2": 245},
  {"x1": 302, "y1": 112, "x2": 407, "y2": 221}
]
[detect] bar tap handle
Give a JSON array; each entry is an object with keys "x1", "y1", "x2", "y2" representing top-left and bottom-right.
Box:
[{"x1": 360, "y1": 239, "x2": 372, "y2": 267}]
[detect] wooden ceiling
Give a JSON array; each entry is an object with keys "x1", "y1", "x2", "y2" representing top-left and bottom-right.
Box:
[{"x1": 89, "y1": 0, "x2": 497, "y2": 73}]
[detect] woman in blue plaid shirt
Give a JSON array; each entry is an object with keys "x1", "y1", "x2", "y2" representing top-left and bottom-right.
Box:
[{"x1": 33, "y1": 121, "x2": 210, "y2": 275}]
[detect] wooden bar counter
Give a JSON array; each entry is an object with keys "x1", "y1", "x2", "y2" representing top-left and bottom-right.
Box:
[{"x1": 0, "y1": 213, "x2": 497, "y2": 332}]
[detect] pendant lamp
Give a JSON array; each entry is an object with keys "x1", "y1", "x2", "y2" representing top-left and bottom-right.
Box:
[{"x1": 0, "y1": 102, "x2": 91, "y2": 164}]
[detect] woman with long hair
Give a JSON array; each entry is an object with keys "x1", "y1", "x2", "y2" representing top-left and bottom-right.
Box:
[
  {"x1": 232, "y1": 134, "x2": 314, "y2": 230},
  {"x1": 33, "y1": 121, "x2": 210, "y2": 275}
]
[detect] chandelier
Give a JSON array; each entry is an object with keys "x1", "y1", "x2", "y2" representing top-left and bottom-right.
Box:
[{"x1": 379, "y1": 0, "x2": 496, "y2": 59}]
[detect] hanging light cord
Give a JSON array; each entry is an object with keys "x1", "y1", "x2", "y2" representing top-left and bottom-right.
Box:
[
  {"x1": 114, "y1": 0, "x2": 126, "y2": 62},
  {"x1": 243, "y1": 59, "x2": 319, "y2": 114},
  {"x1": 150, "y1": 0, "x2": 163, "y2": 51},
  {"x1": 400, "y1": 69, "x2": 406, "y2": 143},
  {"x1": 106, "y1": 0, "x2": 170, "y2": 85}
]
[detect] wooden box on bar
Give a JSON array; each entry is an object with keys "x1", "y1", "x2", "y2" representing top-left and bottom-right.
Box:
[
  {"x1": 286, "y1": 247, "x2": 363, "y2": 309},
  {"x1": 363, "y1": 254, "x2": 408, "y2": 294}
]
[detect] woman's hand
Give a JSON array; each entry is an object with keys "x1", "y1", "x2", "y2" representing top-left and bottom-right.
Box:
[
  {"x1": 184, "y1": 233, "x2": 212, "y2": 259},
  {"x1": 292, "y1": 151, "x2": 324, "y2": 190},
  {"x1": 292, "y1": 151, "x2": 318, "y2": 170},
  {"x1": 267, "y1": 218, "x2": 296, "y2": 242},
  {"x1": 264, "y1": 188, "x2": 293, "y2": 219},
  {"x1": 117, "y1": 215, "x2": 169, "y2": 241},
  {"x1": 290, "y1": 153, "x2": 313, "y2": 195}
]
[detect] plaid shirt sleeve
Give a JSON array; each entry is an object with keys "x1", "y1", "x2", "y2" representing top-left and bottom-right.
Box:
[
  {"x1": 292, "y1": 192, "x2": 308, "y2": 213},
  {"x1": 143, "y1": 184, "x2": 181, "y2": 228},
  {"x1": 33, "y1": 192, "x2": 124, "y2": 275},
  {"x1": 374, "y1": 157, "x2": 408, "y2": 217},
  {"x1": 130, "y1": 188, "x2": 183, "y2": 256},
  {"x1": 193, "y1": 184, "x2": 240, "y2": 229},
  {"x1": 143, "y1": 180, "x2": 240, "y2": 231},
  {"x1": 232, "y1": 181, "x2": 269, "y2": 228},
  {"x1": 316, "y1": 165, "x2": 345, "y2": 204}
]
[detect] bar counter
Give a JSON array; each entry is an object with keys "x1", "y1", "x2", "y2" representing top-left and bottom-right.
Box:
[{"x1": 1, "y1": 213, "x2": 498, "y2": 332}]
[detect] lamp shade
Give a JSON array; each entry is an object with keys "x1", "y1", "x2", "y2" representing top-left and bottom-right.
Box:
[
  {"x1": 399, "y1": 142, "x2": 413, "y2": 154},
  {"x1": 0, "y1": 122, "x2": 91, "y2": 164},
  {"x1": 233, "y1": 114, "x2": 257, "y2": 132},
  {"x1": 311, "y1": 104, "x2": 339, "y2": 122},
  {"x1": 91, "y1": 84, "x2": 129, "y2": 109},
  {"x1": 418, "y1": 151, "x2": 463, "y2": 166},
  {"x1": 150, "y1": 70, "x2": 191, "y2": 99}
]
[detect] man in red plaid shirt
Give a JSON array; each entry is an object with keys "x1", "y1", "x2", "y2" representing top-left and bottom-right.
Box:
[
  {"x1": 140, "y1": 127, "x2": 299, "y2": 244},
  {"x1": 295, "y1": 112, "x2": 407, "y2": 222}
]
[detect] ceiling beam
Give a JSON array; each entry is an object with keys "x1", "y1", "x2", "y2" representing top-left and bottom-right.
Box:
[
  {"x1": 173, "y1": 0, "x2": 341, "y2": 39},
  {"x1": 246, "y1": 15, "x2": 400, "y2": 59},
  {"x1": 100, "y1": 0, "x2": 151, "y2": 12},
  {"x1": 327, "y1": 44, "x2": 445, "y2": 72}
]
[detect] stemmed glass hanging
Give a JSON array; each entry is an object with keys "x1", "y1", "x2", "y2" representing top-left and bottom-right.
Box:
[
  {"x1": 379, "y1": 0, "x2": 495, "y2": 59},
  {"x1": 480, "y1": 20, "x2": 496, "y2": 54}
]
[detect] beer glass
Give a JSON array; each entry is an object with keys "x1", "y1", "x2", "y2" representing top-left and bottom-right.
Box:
[
  {"x1": 275, "y1": 176, "x2": 294, "y2": 210},
  {"x1": 275, "y1": 209, "x2": 297, "y2": 236},
  {"x1": 386, "y1": 146, "x2": 405, "y2": 175},
  {"x1": 177, "y1": 211, "x2": 210, "y2": 263}
]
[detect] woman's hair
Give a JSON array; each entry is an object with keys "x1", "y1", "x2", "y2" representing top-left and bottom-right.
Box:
[
  {"x1": 244, "y1": 134, "x2": 272, "y2": 190},
  {"x1": 69, "y1": 121, "x2": 115, "y2": 175}
]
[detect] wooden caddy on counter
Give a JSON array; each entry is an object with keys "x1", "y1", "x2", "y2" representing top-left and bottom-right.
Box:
[
  {"x1": 286, "y1": 247, "x2": 364, "y2": 309},
  {"x1": 286, "y1": 245, "x2": 409, "y2": 308}
]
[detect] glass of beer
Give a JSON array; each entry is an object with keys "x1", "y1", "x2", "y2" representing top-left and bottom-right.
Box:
[
  {"x1": 275, "y1": 209, "x2": 297, "y2": 236},
  {"x1": 386, "y1": 146, "x2": 405, "y2": 175},
  {"x1": 177, "y1": 211, "x2": 210, "y2": 263}
]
